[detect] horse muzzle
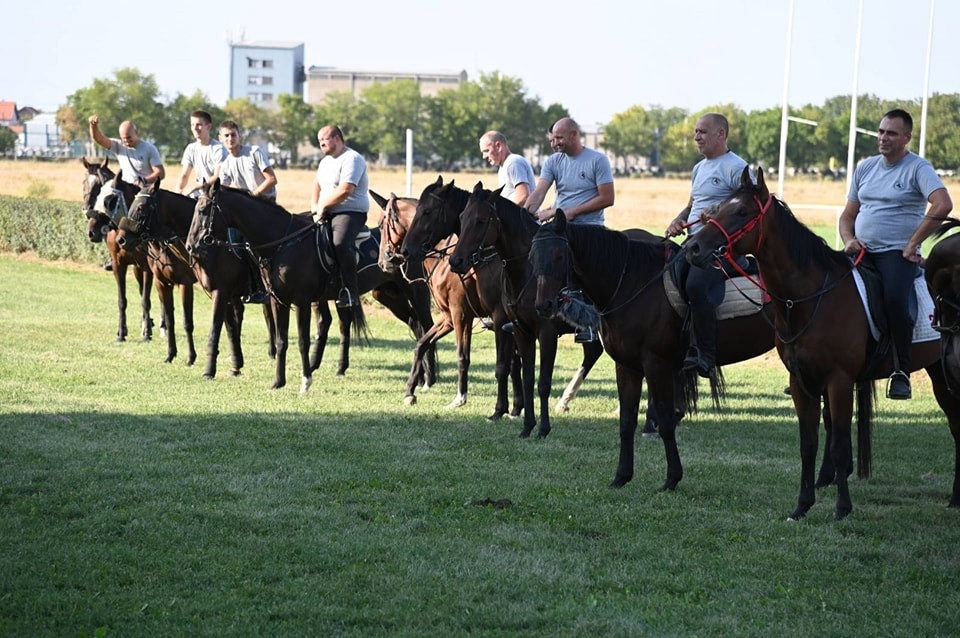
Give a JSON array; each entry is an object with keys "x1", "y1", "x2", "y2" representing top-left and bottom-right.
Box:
[{"x1": 684, "y1": 239, "x2": 724, "y2": 267}]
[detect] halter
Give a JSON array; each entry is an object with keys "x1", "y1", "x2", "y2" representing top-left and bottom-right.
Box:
[
  {"x1": 379, "y1": 197, "x2": 409, "y2": 265},
  {"x1": 703, "y1": 193, "x2": 771, "y2": 269}
]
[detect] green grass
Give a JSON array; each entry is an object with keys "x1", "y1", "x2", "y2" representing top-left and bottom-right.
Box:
[{"x1": 1, "y1": 254, "x2": 959, "y2": 637}]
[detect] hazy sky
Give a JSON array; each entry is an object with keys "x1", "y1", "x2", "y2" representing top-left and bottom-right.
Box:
[{"x1": 2, "y1": 0, "x2": 955, "y2": 129}]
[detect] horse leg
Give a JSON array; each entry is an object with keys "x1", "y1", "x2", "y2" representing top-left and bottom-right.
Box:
[
  {"x1": 514, "y1": 331, "x2": 537, "y2": 438},
  {"x1": 271, "y1": 300, "x2": 289, "y2": 390},
  {"x1": 815, "y1": 393, "x2": 836, "y2": 488},
  {"x1": 924, "y1": 363, "x2": 960, "y2": 507},
  {"x1": 296, "y1": 303, "x2": 314, "y2": 394},
  {"x1": 225, "y1": 298, "x2": 244, "y2": 375},
  {"x1": 405, "y1": 320, "x2": 451, "y2": 405},
  {"x1": 491, "y1": 327, "x2": 515, "y2": 419},
  {"x1": 182, "y1": 282, "x2": 196, "y2": 366},
  {"x1": 157, "y1": 278, "x2": 177, "y2": 363},
  {"x1": 310, "y1": 301, "x2": 331, "y2": 372},
  {"x1": 335, "y1": 305, "x2": 352, "y2": 376},
  {"x1": 204, "y1": 290, "x2": 228, "y2": 379},
  {"x1": 611, "y1": 362, "x2": 644, "y2": 487},
  {"x1": 646, "y1": 364, "x2": 683, "y2": 492},
  {"x1": 536, "y1": 331, "x2": 558, "y2": 439},
  {"x1": 509, "y1": 340, "x2": 524, "y2": 418},
  {"x1": 139, "y1": 265, "x2": 154, "y2": 341},
  {"x1": 448, "y1": 312, "x2": 472, "y2": 409},
  {"x1": 114, "y1": 262, "x2": 129, "y2": 342},
  {"x1": 555, "y1": 340, "x2": 603, "y2": 413},
  {"x1": 789, "y1": 380, "x2": 824, "y2": 521},
  {"x1": 825, "y1": 381, "x2": 855, "y2": 520},
  {"x1": 263, "y1": 304, "x2": 277, "y2": 360}
]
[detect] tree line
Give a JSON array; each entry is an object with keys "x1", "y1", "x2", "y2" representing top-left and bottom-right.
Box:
[{"x1": 47, "y1": 67, "x2": 960, "y2": 173}]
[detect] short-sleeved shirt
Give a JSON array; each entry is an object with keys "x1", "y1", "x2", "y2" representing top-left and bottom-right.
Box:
[
  {"x1": 688, "y1": 150, "x2": 750, "y2": 235},
  {"x1": 108, "y1": 138, "x2": 163, "y2": 185},
  {"x1": 539, "y1": 147, "x2": 614, "y2": 225},
  {"x1": 849, "y1": 152, "x2": 946, "y2": 253},
  {"x1": 181, "y1": 140, "x2": 227, "y2": 184},
  {"x1": 316, "y1": 147, "x2": 369, "y2": 214},
  {"x1": 218, "y1": 145, "x2": 276, "y2": 200},
  {"x1": 498, "y1": 153, "x2": 536, "y2": 203}
]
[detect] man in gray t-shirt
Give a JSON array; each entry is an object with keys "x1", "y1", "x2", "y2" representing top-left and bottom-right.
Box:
[
  {"x1": 479, "y1": 130, "x2": 536, "y2": 207},
  {"x1": 839, "y1": 108, "x2": 953, "y2": 400},
  {"x1": 88, "y1": 115, "x2": 165, "y2": 186},
  {"x1": 666, "y1": 112, "x2": 751, "y2": 378},
  {"x1": 525, "y1": 117, "x2": 614, "y2": 226},
  {"x1": 178, "y1": 110, "x2": 227, "y2": 198}
]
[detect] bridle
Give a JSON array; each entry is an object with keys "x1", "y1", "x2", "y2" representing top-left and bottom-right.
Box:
[{"x1": 379, "y1": 196, "x2": 409, "y2": 266}]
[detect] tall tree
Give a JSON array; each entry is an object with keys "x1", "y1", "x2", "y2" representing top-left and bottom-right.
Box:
[
  {"x1": 155, "y1": 90, "x2": 226, "y2": 158},
  {"x1": 357, "y1": 80, "x2": 423, "y2": 162},
  {"x1": 59, "y1": 68, "x2": 165, "y2": 144},
  {"x1": 271, "y1": 93, "x2": 316, "y2": 164}
]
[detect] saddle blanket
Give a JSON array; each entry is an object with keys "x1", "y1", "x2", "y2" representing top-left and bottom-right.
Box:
[
  {"x1": 852, "y1": 270, "x2": 937, "y2": 344},
  {"x1": 664, "y1": 275, "x2": 767, "y2": 321}
]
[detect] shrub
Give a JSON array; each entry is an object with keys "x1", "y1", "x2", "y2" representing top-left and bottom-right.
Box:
[
  {"x1": 25, "y1": 179, "x2": 53, "y2": 199},
  {"x1": 0, "y1": 195, "x2": 103, "y2": 263}
]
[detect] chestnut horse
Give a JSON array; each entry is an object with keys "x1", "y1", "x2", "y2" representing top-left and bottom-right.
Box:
[
  {"x1": 530, "y1": 211, "x2": 775, "y2": 494},
  {"x1": 685, "y1": 167, "x2": 959, "y2": 519},
  {"x1": 116, "y1": 181, "x2": 197, "y2": 365},
  {"x1": 81, "y1": 158, "x2": 154, "y2": 341},
  {"x1": 449, "y1": 183, "x2": 607, "y2": 439}
]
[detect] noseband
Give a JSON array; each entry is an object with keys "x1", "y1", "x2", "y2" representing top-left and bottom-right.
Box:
[{"x1": 703, "y1": 193, "x2": 772, "y2": 264}]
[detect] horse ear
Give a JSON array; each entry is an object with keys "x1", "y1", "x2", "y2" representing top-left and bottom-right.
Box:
[
  {"x1": 740, "y1": 166, "x2": 752, "y2": 189},
  {"x1": 82, "y1": 157, "x2": 91, "y2": 169},
  {"x1": 434, "y1": 175, "x2": 443, "y2": 186},
  {"x1": 472, "y1": 181, "x2": 484, "y2": 194},
  {"x1": 100, "y1": 157, "x2": 109, "y2": 169},
  {"x1": 492, "y1": 186, "x2": 505, "y2": 199},
  {"x1": 755, "y1": 166, "x2": 769, "y2": 199},
  {"x1": 553, "y1": 210, "x2": 568, "y2": 233},
  {"x1": 369, "y1": 189, "x2": 388, "y2": 210},
  {"x1": 115, "y1": 169, "x2": 123, "y2": 183}
]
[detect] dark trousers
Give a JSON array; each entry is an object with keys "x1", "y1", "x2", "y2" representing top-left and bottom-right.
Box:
[
  {"x1": 329, "y1": 211, "x2": 367, "y2": 298},
  {"x1": 863, "y1": 249, "x2": 918, "y2": 372}
]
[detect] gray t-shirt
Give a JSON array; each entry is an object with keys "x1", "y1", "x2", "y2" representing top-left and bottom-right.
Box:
[
  {"x1": 849, "y1": 152, "x2": 946, "y2": 253},
  {"x1": 181, "y1": 140, "x2": 227, "y2": 184},
  {"x1": 498, "y1": 153, "x2": 536, "y2": 203},
  {"x1": 316, "y1": 147, "x2": 369, "y2": 214},
  {"x1": 108, "y1": 138, "x2": 163, "y2": 185},
  {"x1": 218, "y1": 145, "x2": 276, "y2": 200},
  {"x1": 688, "y1": 150, "x2": 750, "y2": 234},
  {"x1": 540, "y1": 147, "x2": 614, "y2": 225}
]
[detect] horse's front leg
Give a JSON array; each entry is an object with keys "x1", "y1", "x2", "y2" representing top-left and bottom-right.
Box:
[
  {"x1": 296, "y1": 303, "x2": 314, "y2": 394},
  {"x1": 646, "y1": 362, "x2": 683, "y2": 492},
  {"x1": 181, "y1": 282, "x2": 196, "y2": 366},
  {"x1": 406, "y1": 320, "x2": 451, "y2": 405},
  {"x1": 925, "y1": 362, "x2": 960, "y2": 507},
  {"x1": 335, "y1": 305, "x2": 352, "y2": 376},
  {"x1": 138, "y1": 265, "x2": 154, "y2": 341},
  {"x1": 816, "y1": 392, "x2": 837, "y2": 488},
  {"x1": 826, "y1": 380, "x2": 855, "y2": 520},
  {"x1": 611, "y1": 362, "x2": 644, "y2": 488},
  {"x1": 789, "y1": 379, "x2": 824, "y2": 520},
  {"x1": 156, "y1": 278, "x2": 177, "y2": 363},
  {"x1": 535, "y1": 330, "x2": 558, "y2": 439},
  {"x1": 310, "y1": 301, "x2": 331, "y2": 372},
  {"x1": 225, "y1": 298, "x2": 244, "y2": 375},
  {"x1": 114, "y1": 261, "x2": 129, "y2": 342},
  {"x1": 271, "y1": 299, "x2": 289, "y2": 390},
  {"x1": 262, "y1": 304, "x2": 277, "y2": 360},
  {"x1": 204, "y1": 289, "x2": 228, "y2": 378},
  {"x1": 448, "y1": 312, "x2": 472, "y2": 410},
  {"x1": 556, "y1": 339, "x2": 603, "y2": 413},
  {"x1": 513, "y1": 330, "x2": 538, "y2": 438}
]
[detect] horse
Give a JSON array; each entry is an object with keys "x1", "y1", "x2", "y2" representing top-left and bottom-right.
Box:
[
  {"x1": 684, "y1": 166, "x2": 960, "y2": 518},
  {"x1": 448, "y1": 183, "x2": 608, "y2": 439},
  {"x1": 81, "y1": 158, "x2": 154, "y2": 342},
  {"x1": 115, "y1": 180, "x2": 197, "y2": 365},
  {"x1": 530, "y1": 209, "x2": 776, "y2": 494},
  {"x1": 187, "y1": 180, "x2": 436, "y2": 393}
]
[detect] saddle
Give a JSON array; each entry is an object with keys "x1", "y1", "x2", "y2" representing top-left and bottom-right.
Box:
[
  {"x1": 663, "y1": 251, "x2": 767, "y2": 321},
  {"x1": 853, "y1": 260, "x2": 937, "y2": 344},
  {"x1": 314, "y1": 223, "x2": 378, "y2": 274}
]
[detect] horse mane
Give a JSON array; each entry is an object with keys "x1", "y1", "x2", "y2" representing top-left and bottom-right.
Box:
[
  {"x1": 569, "y1": 222, "x2": 664, "y2": 275},
  {"x1": 220, "y1": 186, "x2": 301, "y2": 219},
  {"x1": 422, "y1": 179, "x2": 471, "y2": 212},
  {"x1": 493, "y1": 195, "x2": 540, "y2": 236},
  {"x1": 769, "y1": 195, "x2": 852, "y2": 271}
]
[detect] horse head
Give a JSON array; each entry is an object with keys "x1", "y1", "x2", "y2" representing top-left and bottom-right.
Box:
[
  {"x1": 402, "y1": 176, "x2": 463, "y2": 261},
  {"x1": 116, "y1": 180, "x2": 161, "y2": 250},
  {"x1": 186, "y1": 179, "x2": 223, "y2": 258},
  {"x1": 449, "y1": 182, "x2": 502, "y2": 275},
  {"x1": 81, "y1": 157, "x2": 116, "y2": 243},
  {"x1": 372, "y1": 189, "x2": 415, "y2": 273},
  {"x1": 684, "y1": 166, "x2": 771, "y2": 268}
]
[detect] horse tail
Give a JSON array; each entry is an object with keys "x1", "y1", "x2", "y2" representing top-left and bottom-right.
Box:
[
  {"x1": 681, "y1": 369, "x2": 699, "y2": 415},
  {"x1": 349, "y1": 304, "x2": 372, "y2": 345},
  {"x1": 708, "y1": 367, "x2": 726, "y2": 411},
  {"x1": 855, "y1": 380, "x2": 875, "y2": 478}
]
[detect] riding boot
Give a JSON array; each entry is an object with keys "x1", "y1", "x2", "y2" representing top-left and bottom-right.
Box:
[
  {"x1": 243, "y1": 253, "x2": 267, "y2": 304},
  {"x1": 683, "y1": 304, "x2": 717, "y2": 377}
]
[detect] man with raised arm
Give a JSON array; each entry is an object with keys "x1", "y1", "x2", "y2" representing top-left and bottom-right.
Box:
[{"x1": 88, "y1": 115, "x2": 165, "y2": 186}]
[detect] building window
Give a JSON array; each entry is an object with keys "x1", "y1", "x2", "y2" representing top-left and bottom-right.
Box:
[{"x1": 263, "y1": 60, "x2": 274, "y2": 69}]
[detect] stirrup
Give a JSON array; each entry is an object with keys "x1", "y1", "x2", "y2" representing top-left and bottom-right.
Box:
[{"x1": 886, "y1": 371, "x2": 912, "y2": 400}]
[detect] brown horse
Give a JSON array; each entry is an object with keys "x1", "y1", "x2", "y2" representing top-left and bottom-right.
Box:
[
  {"x1": 919, "y1": 218, "x2": 960, "y2": 506},
  {"x1": 187, "y1": 180, "x2": 435, "y2": 393},
  {"x1": 530, "y1": 209, "x2": 775, "y2": 493},
  {"x1": 449, "y1": 183, "x2": 607, "y2": 439},
  {"x1": 81, "y1": 158, "x2": 155, "y2": 341},
  {"x1": 394, "y1": 178, "x2": 523, "y2": 418},
  {"x1": 685, "y1": 166, "x2": 960, "y2": 518},
  {"x1": 116, "y1": 180, "x2": 197, "y2": 365}
]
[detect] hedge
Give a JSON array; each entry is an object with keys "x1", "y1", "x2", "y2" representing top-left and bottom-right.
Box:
[{"x1": 0, "y1": 195, "x2": 104, "y2": 264}]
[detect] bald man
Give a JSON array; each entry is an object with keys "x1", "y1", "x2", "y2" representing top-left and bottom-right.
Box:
[
  {"x1": 89, "y1": 114, "x2": 165, "y2": 186},
  {"x1": 524, "y1": 116, "x2": 614, "y2": 226}
]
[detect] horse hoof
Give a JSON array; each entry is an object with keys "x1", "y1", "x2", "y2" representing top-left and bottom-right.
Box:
[
  {"x1": 537, "y1": 429, "x2": 551, "y2": 440},
  {"x1": 202, "y1": 373, "x2": 215, "y2": 380},
  {"x1": 445, "y1": 398, "x2": 467, "y2": 409},
  {"x1": 834, "y1": 507, "x2": 851, "y2": 521},
  {"x1": 787, "y1": 507, "x2": 808, "y2": 521},
  {"x1": 165, "y1": 357, "x2": 175, "y2": 364},
  {"x1": 518, "y1": 429, "x2": 533, "y2": 439},
  {"x1": 609, "y1": 477, "x2": 630, "y2": 488},
  {"x1": 300, "y1": 377, "x2": 313, "y2": 394},
  {"x1": 229, "y1": 368, "x2": 241, "y2": 377},
  {"x1": 554, "y1": 401, "x2": 570, "y2": 413},
  {"x1": 487, "y1": 412, "x2": 503, "y2": 422},
  {"x1": 403, "y1": 395, "x2": 417, "y2": 406}
]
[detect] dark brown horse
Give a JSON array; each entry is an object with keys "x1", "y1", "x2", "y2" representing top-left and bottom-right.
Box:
[
  {"x1": 186, "y1": 180, "x2": 435, "y2": 392},
  {"x1": 81, "y1": 158, "x2": 154, "y2": 341},
  {"x1": 115, "y1": 181, "x2": 197, "y2": 365},
  {"x1": 396, "y1": 177, "x2": 523, "y2": 418},
  {"x1": 685, "y1": 166, "x2": 959, "y2": 518},
  {"x1": 530, "y1": 209, "x2": 775, "y2": 493},
  {"x1": 449, "y1": 183, "x2": 607, "y2": 439}
]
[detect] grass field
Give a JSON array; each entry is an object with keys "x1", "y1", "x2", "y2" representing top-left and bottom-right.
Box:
[{"x1": 2, "y1": 253, "x2": 959, "y2": 636}]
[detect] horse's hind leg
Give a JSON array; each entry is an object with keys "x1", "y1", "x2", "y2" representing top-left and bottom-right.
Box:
[
  {"x1": 225, "y1": 298, "x2": 245, "y2": 375},
  {"x1": 204, "y1": 290, "x2": 228, "y2": 379},
  {"x1": 157, "y1": 280, "x2": 177, "y2": 363},
  {"x1": 535, "y1": 332, "x2": 558, "y2": 439},
  {"x1": 335, "y1": 305, "x2": 351, "y2": 376},
  {"x1": 114, "y1": 263, "x2": 129, "y2": 342},
  {"x1": 296, "y1": 303, "x2": 315, "y2": 393},
  {"x1": 815, "y1": 393, "x2": 836, "y2": 488},
  {"x1": 182, "y1": 283, "x2": 196, "y2": 366},
  {"x1": 138, "y1": 265, "x2": 154, "y2": 341},
  {"x1": 310, "y1": 301, "x2": 331, "y2": 372},
  {"x1": 611, "y1": 363, "x2": 645, "y2": 488}
]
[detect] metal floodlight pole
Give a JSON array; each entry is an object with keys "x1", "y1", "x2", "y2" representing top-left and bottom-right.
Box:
[
  {"x1": 843, "y1": 0, "x2": 865, "y2": 248},
  {"x1": 919, "y1": 0, "x2": 936, "y2": 158},
  {"x1": 405, "y1": 129, "x2": 413, "y2": 197},
  {"x1": 777, "y1": 0, "x2": 795, "y2": 197}
]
